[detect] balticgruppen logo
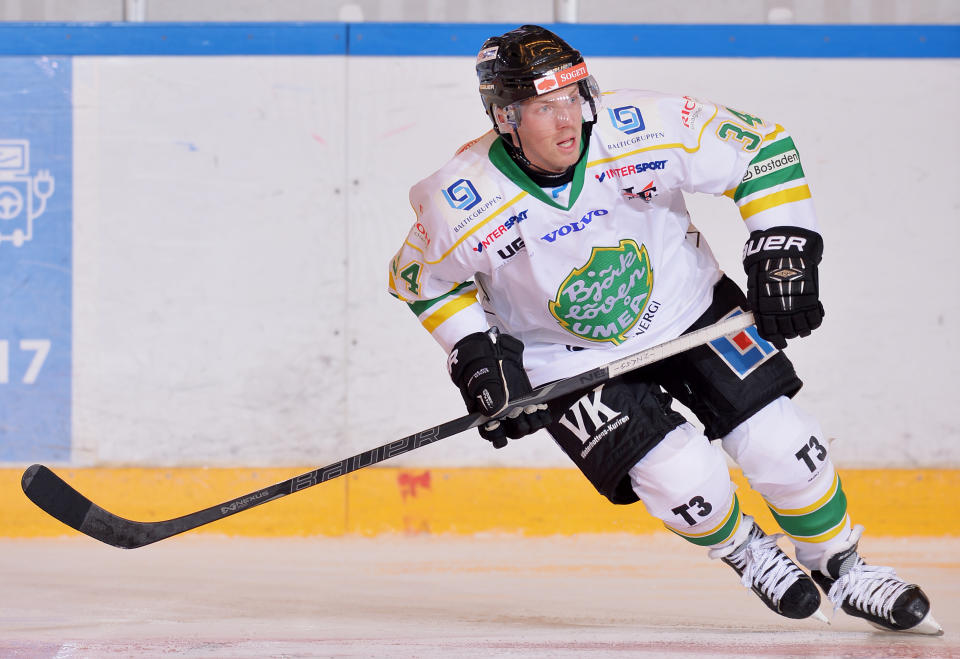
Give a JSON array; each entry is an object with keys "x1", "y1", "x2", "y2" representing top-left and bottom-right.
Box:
[{"x1": 441, "y1": 178, "x2": 480, "y2": 211}]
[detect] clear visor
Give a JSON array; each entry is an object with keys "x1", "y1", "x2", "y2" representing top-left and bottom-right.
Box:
[{"x1": 496, "y1": 75, "x2": 602, "y2": 132}]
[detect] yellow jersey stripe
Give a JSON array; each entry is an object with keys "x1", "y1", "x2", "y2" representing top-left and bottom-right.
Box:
[
  {"x1": 738, "y1": 184, "x2": 811, "y2": 221},
  {"x1": 763, "y1": 123, "x2": 787, "y2": 142},
  {"x1": 420, "y1": 289, "x2": 479, "y2": 333},
  {"x1": 427, "y1": 191, "x2": 529, "y2": 265},
  {"x1": 669, "y1": 492, "x2": 738, "y2": 539},
  {"x1": 587, "y1": 106, "x2": 721, "y2": 167},
  {"x1": 784, "y1": 514, "x2": 850, "y2": 544},
  {"x1": 768, "y1": 473, "x2": 839, "y2": 517}
]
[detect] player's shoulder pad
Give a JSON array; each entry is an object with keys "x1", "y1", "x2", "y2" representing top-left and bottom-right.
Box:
[
  {"x1": 407, "y1": 130, "x2": 509, "y2": 257},
  {"x1": 596, "y1": 88, "x2": 719, "y2": 149},
  {"x1": 409, "y1": 130, "x2": 497, "y2": 204},
  {"x1": 455, "y1": 129, "x2": 495, "y2": 156}
]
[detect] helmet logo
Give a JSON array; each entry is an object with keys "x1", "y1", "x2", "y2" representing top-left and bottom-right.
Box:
[
  {"x1": 533, "y1": 62, "x2": 589, "y2": 95},
  {"x1": 536, "y1": 77, "x2": 559, "y2": 93},
  {"x1": 477, "y1": 46, "x2": 499, "y2": 64}
]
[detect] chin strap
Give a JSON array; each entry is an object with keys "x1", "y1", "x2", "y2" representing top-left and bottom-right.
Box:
[{"x1": 500, "y1": 122, "x2": 594, "y2": 187}]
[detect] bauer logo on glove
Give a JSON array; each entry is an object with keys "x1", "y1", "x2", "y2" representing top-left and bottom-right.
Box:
[
  {"x1": 742, "y1": 234, "x2": 809, "y2": 257},
  {"x1": 742, "y1": 226, "x2": 824, "y2": 350}
]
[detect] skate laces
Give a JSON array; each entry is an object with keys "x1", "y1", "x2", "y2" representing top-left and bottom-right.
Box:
[
  {"x1": 731, "y1": 532, "x2": 803, "y2": 603},
  {"x1": 826, "y1": 559, "x2": 911, "y2": 621}
]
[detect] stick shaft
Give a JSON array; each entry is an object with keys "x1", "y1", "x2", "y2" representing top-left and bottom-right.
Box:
[{"x1": 22, "y1": 311, "x2": 753, "y2": 548}]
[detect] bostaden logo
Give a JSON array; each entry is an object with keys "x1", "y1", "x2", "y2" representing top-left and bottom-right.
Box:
[
  {"x1": 549, "y1": 239, "x2": 654, "y2": 345},
  {"x1": 741, "y1": 148, "x2": 801, "y2": 183}
]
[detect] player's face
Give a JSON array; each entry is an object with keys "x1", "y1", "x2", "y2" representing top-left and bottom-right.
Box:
[{"x1": 513, "y1": 86, "x2": 583, "y2": 173}]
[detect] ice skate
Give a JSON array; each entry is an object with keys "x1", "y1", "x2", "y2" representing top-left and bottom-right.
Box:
[
  {"x1": 710, "y1": 515, "x2": 825, "y2": 621},
  {"x1": 811, "y1": 524, "x2": 942, "y2": 635}
]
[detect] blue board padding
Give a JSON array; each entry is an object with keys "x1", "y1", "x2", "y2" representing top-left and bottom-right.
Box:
[
  {"x1": 348, "y1": 23, "x2": 960, "y2": 58},
  {"x1": 0, "y1": 22, "x2": 956, "y2": 57},
  {"x1": 0, "y1": 22, "x2": 347, "y2": 55},
  {"x1": 0, "y1": 58, "x2": 73, "y2": 462}
]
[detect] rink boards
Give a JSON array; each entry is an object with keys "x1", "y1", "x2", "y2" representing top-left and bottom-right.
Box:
[
  {"x1": 3, "y1": 466, "x2": 957, "y2": 538},
  {"x1": 0, "y1": 24, "x2": 957, "y2": 541}
]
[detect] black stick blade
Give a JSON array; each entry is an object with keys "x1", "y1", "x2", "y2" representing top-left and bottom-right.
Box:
[
  {"x1": 22, "y1": 464, "x2": 94, "y2": 534},
  {"x1": 21, "y1": 464, "x2": 156, "y2": 549}
]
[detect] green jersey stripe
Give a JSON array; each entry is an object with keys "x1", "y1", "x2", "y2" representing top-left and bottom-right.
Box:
[
  {"x1": 735, "y1": 163, "x2": 805, "y2": 201},
  {"x1": 407, "y1": 281, "x2": 475, "y2": 316},
  {"x1": 755, "y1": 136, "x2": 799, "y2": 161},
  {"x1": 734, "y1": 137, "x2": 806, "y2": 201},
  {"x1": 671, "y1": 494, "x2": 741, "y2": 547},
  {"x1": 768, "y1": 479, "x2": 848, "y2": 538}
]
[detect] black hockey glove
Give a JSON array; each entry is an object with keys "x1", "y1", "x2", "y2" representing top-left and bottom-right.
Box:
[
  {"x1": 742, "y1": 226, "x2": 825, "y2": 350},
  {"x1": 448, "y1": 328, "x2": 552, "y2": 449}
]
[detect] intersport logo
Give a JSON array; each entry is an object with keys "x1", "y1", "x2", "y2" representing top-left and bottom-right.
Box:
[
  {"x1": 541, "y1": 209, "x2": 608, "y2": 243},
  {"x1": 595, "y1": 159, "x2": 667, "y2": 182},
  {"x1": 473, "y1": 209, "x2": 528, "y2": 253}
]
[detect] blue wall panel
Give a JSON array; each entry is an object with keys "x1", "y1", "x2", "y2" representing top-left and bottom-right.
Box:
[
  {"x1": 0, "y1": 58, "x2": 73, "y2": 462},
  {"x1": 0, "y1": 23, "x2": 956, "y2": 57},
  {"x1": 0, "y1": 21, "x2": 955, "y2": 463},
  {"x1": 348, "y1": 23, "x2": 960, "y2": 57}
]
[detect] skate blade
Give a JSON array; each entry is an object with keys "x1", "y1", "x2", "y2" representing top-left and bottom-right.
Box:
[{"x1": 867, "y1": 610, "x2": 943, "y2": 636}]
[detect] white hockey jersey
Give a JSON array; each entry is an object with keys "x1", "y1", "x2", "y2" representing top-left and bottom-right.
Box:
[{"x1": 388, "y1": 89, "x2": 820, "y2": 387}]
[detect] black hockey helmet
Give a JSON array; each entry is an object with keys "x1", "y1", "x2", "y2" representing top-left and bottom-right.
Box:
[{"x1": 476, "y1": 25, "x2": 600, "y2": 133}]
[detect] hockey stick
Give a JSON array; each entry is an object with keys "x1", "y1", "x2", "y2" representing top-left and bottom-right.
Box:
[{"x1": 22, "y1": 311, "x2": 754, "y2": 549}]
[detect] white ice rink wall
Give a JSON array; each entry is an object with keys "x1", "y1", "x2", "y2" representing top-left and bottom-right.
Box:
[{"x1": 1, "y1": 23, "x2": 958, "y2": 470}]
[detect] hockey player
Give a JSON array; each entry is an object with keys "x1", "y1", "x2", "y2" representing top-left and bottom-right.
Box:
[{"x1": 388, "y1": 24, "x2": 941, "y2": 633}]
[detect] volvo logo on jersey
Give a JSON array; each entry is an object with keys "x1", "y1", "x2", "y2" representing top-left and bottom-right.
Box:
[{"x1": 541, "y1": 208, "x2": 608, "y2": 243}]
